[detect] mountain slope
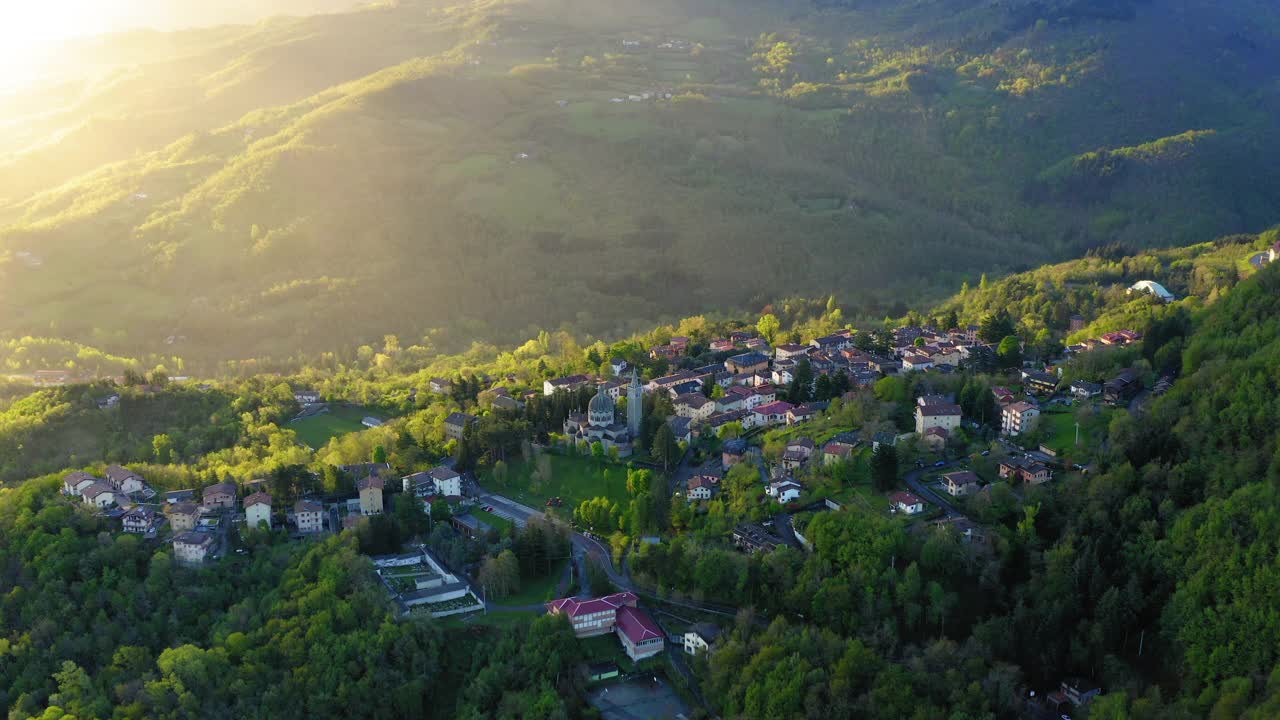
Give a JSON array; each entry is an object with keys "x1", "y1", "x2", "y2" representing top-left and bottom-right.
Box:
[{"x1": 1, "y1": 0, "x2": 1279, "y2": 361}]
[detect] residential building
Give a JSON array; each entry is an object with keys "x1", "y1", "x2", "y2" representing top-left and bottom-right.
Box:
[
  {"x1": 673, "y1": 393, "x2": 715, "y2": 421},
  {"x1": 609, "y1": 358, "x2": 629, "y2": 376},
  {"x1": 822, "y1": 441, "x2": 856, "y2": 465},
  {"x1": 63, "y1": 471, "x2": 98, "y2": 496},
  {"x1": 168, "y1": 502, "x2": 199, "y2": 531},
  {"x1": 666, "y1": 416, "x2": 692, "y2": 444},
  {"x1": 774, "y1": 343, "x2": 808, "y2": 361},
  {"x1": 546, "y1": 592, "x2": 640, "y2": 637},
  {"x1": 683, "y1": 623, "x2": 721, "y2": 656},
  {"x1": 922, "y1": 426, "x2": 949, "y2": 451},
  {"x1": 999, "y1": 457, "x2": 1052, "y2": 484},
  {"x1": 121, "y1": 506, "x2": 160, "y2": 534},
  {"x1": 294, "y1": 390, "x2": 321, "y2": 405},
  {"x1": 788, "y1": 404, "x2": 821, "y2": 425},
  {"x1": 942, "y1": 471, "x2": 980, "y2": 497},
  {"x1": 429, "y1": 378, "x2": 452, "y2": 394},
  {"x1": 725, "y1": 351, "x2": 770, "y2": 375},
  {"x1": 203, "y1": 482, "x2": 237, "y2": 509},
  {"x1": 244, "y1": 492, "x2": 273, "y2": 530},
  {"x1": 295, "y1": 500, "x2": 325, "y2": 533},
  {"x1": 358, "y1": 476, "x2": 385, "y2": 515},
  {"x1": 1104, "y1": 369, "x2": 1142, "y2": 405},
  {"x1": 105, "y1": 465, "x2": 146, "y2": 495},
  {"x1": 444, "y1": 412, "x2": 477, "y2": 441},
  {"x1": 81, "y1": 483, "x2": 116, "y2": 508},
  {"x1": 716, "y1": 394, "x2": 745, "y2": 413},
  {"x1": 1001, "y1": 402, "x2": 1041, "y2": 436},
  {"x1": 732, "y1": 523, "x2": 783, "y2": 553},
  {"x1": 686, "y1": 475, "x2": 717, "y2": 501},
  {"x1": 915, "y1": 401, "x2": 962, "y2": 435},
  {"x1": 362, "y1": 416, "x2": 384, "y2": 428},
  {"x1": 722, "y1": 438, "x2": 749, "y2": 470},
  {"x1": 890, "y1": 491, "x2": 926, "y2": 515},
  {"x1": 173, "y1": 532, "x2": 215, "y2": 565},
  {"x1": 1021, "y1": 370, "x2": 1059, "y2": 396},
  {"x1": 1070, "y1": 380, "x2": 1102, "y2": 399},
  {"x1": 751, "y1": 400, "x2": 794, "y2": 428},
  {"x1": 544, "y1": 374, "x2": 594, "y2": 396},
  {"x1": 426, "y1": 466, "x2": 463, "y2": 497},
  {"x1": 768, "y1": 480, "x2": 802, "y2": 503},
  {"x1": 992, "y1": 386, "x2": 1016, "y2": 406},
  {"x1": 616, "y1": 605, "x2": 665, "y2": 661}
]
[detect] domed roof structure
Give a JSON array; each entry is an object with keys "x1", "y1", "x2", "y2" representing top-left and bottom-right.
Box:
[
  {"x1": 589, "y1": 388, "x2": 613, "y2": 413},
  {"x1": 588, "y1": 386, "x2": 615, "y2": 426}
]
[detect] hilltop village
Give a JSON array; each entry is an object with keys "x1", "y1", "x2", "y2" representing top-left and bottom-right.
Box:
[{"x1": 32, "y1": 284, "x2": 1169, "y2": 718}]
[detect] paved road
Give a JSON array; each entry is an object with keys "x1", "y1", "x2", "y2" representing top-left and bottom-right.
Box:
[
  {"x1": 476, "y1": 491, "x2": 634, "y2": 593},
  {"x1": 902, "y1": 462, "x2": 965, "y2": 519}
]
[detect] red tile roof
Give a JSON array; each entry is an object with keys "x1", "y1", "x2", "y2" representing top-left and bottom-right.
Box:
[
  {"x1": 545, "y1": 591, "x2": 638, "y2": 618},
  {"x1": 615, "y1": 605, "x2": 663, "y2": 644},
  {"x1": 753, "y1": 401, "x2": 794, "y2": 416},
  {"x1": 890, "y1": 491, "x2": 924, "y2": 506}
]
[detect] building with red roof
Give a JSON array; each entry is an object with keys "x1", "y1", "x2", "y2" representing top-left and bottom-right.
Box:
[
  {"x1": 546, "y1": 591, "x2": 665, "y2": 660},
  {"x1": 546, "y1": 592, "x2": 639, "y2": 637},
  {"x1": 615, "y1": 605, "x2": 665, "y2": 660}
]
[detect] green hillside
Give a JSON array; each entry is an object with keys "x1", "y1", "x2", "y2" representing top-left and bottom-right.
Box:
[{"x1": 2, "y1": 0, "x2": 1279, "y2": 362}]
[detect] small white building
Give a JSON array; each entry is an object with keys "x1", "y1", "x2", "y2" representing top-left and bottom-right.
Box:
[
  {"x1": 294, "y1": 500, "x2": 325, "y2": 533},
  {"x1": 81, "y1": 483, "x2": 116, "y2": 508},
  {"x1": 768, "y1": 480, "x2": 803, "y2": 503},
  {"x1": 890, "y1": 491, "x2": 925, "y2": 515},
  {"x1": 244, "y1": 492, "x2": 273, "y2": 530},
  {"x1": 63, "y1": 471, "x2": 98, "y2": 496}
]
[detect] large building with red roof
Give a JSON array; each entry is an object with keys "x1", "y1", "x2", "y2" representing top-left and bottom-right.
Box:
[{"x1": 546, "y1": 591, "x2": 665, "y2": 660}]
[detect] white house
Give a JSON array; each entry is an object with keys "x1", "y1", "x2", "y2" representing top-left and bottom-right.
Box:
[
  {"x1": 81, "y1": 483, "x2": 116, "y2": 508},
  {"x1": 428, "y1": 467, "x2": 462, "y2": 497},
  {"x1": 768, "y1": 480, "x2": 803, "y2": 503},
  {"x1": 244, "y1": 492, "x2": 272, "y2": 530},
  {"x1": 890, "y1": 491, "x2": 925, "y2": 515},
  {"x1": 915, "y1": 401, "x2": 962, "y2": 435},
  {"x1": 63, "y1": 471, "x2": 98, "y2": 496},
  {"x1": 294, "y1": 500, "x2": 325, "y2": 533},
  {"x1": 686, "y1": 476, "x2": 716, "y2": 501}
]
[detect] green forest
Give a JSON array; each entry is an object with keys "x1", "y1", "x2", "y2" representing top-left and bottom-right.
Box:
[{"x1": 2, "y1": 0, "x2": 1279, "y2": 360}]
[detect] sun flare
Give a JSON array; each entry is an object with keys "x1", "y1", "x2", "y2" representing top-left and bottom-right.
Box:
[{"x1": 0, "y1": 1, "x2": 130, "y2": 90}]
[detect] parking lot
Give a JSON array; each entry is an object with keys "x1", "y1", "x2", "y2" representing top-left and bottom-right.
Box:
[{"x1": 588, "y1": 677, "x2": 690, "y2": 720}]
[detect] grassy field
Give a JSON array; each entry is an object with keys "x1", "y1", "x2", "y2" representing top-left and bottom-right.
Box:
[
  {"x1": 290, "y1": 405, "x2": 378, "y2": 449},
  {"x1": 482, "y1": 455, "x2": 632, "y2": 515},
  {"x1": 1039, "y1": 406, "x2": 1117, "y2": 456}
]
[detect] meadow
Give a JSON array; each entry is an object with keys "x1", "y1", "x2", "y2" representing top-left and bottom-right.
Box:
[
  {"x1": 290, "y1": 405, "x2": 378, "y2": 449},
  {"x1": 482, "y1": 454, "x2": 632, "y2": 514}
]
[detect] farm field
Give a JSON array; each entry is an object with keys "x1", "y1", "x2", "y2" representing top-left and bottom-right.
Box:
[{"x1": 290, "y1": 405, "x2": 379, "y2": 449}]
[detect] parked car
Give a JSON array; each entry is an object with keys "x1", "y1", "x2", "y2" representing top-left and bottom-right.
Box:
[
  {"x1": 934, "y1": 460, "x2": 946, "y2": 467},
  {"x1": 981, "y1": 450, "x2": 990, "y2": 456}
]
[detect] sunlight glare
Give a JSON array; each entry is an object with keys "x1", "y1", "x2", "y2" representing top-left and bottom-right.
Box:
[{"x1": 0, "y1": 1, "x2": 124, "y2": 90}]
